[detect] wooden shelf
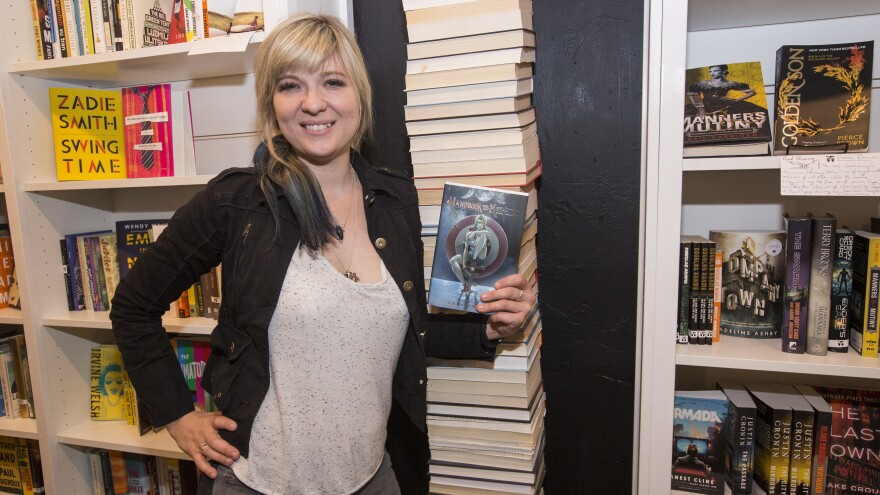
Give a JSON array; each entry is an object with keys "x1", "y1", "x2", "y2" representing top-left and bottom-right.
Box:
[
  {"x1": 676, "y1": 336, "x2": 880, "y2": 378},
  {"x1": 0, "y1": 307, "x2": 24, "y2": 325},
  {"x1": 0, "y1": 417, "x2": 38, "y2": 440},
  {"x1": 24, "y1": 175, "x2": 214, "y2": 192},
  {"x1": 7, "y1": 32, "x2": 265, "y2": 87},
  {"x1": 57, "y1": 421, "x2": 188, "y2": 460},
  {"x1": 43, "y1": 311, "x2": 215, "y2": 335},
  {"x1": 683, "y1": 156, "x2": 779, "y2": 172}
]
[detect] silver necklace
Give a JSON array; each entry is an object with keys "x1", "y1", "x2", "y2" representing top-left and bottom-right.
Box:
[
  {"x1": 334, "y1": 167, "x2": 356, "y2": 241},
  {"x1": 328, "y1": 172, "x2": 360, "y2": 282}
]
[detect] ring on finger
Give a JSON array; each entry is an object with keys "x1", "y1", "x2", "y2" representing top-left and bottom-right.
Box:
[
  {"x1": 516, "y1": 289, "x2": 524, "y2": 301},
  {"x1": 200, "y1": 442, "x2": 209, "y2": 453}
]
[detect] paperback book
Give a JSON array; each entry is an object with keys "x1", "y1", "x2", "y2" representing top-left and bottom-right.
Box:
[
  {"x1": 116, "y1": 219, "x2": 170, "y2": 280},
  {"x1": 815, "y1": 386, "x2": 880, "y2": 495},
  {"x1": 709, "y1": 230, "x2": 786, "y2": 339},
  {"x1": 122, "y1": 84, "x2": 175, "y2": 178},
  {"x1": 848, "y1": 231, "x2": 880, "y2": 357},
  {"x1": 89, "y1": 345, "x2": 127, "y2": 421},
  {"x1": 774, "y1": 41, "x2": 873, "y2": 155},
  {"x1": 671, "y1": 390, "x2": 728, "y2": 494},
  {"x1": 428, "y1": 183, "x2": 529, "y2": 313},
  {"x1": 716, "y1": 382, "x2": 756, "y2": 495},
  {"x1": 829, "y1": 229, "x2": 855, "y2": 352},
  {"x1": 746, "y1": 383, "x2": 793, "y2": 495}
]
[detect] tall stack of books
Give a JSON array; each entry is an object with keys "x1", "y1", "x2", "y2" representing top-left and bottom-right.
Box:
[{"x1": 403, "y1": 1, "x2": 544, "y2": 493}]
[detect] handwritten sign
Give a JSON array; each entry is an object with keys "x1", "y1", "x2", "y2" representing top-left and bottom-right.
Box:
[
  {"x1": 188, "y1": 32, "x2": 257, "y2": 55},
  {"x1": 780, "y1": 153, "x2": 880, "y2": 196}
]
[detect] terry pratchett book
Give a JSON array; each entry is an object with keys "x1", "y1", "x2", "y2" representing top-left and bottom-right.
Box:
[{"x1": 428, "y1": 182, "x2": 529, "y2": 313}]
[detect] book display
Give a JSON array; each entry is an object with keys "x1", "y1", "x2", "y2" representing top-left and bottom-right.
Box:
[{"x1": 640, "y1": 2, "x2": 880, "y2": 495}]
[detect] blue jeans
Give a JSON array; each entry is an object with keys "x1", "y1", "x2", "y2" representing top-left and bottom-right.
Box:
[{"x1": 198, "y1": 452, "x2": 401, "y2": 494}]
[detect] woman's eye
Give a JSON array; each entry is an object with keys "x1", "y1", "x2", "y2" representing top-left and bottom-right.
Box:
[
  {"x1": 326, "y1": 79, "x2": 345, "y2": 88},
  {"x1": 278, "y1": 81, "x2": 299, "y2": 91}
]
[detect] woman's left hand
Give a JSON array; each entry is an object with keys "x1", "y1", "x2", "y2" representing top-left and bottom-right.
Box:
[{"x1": 476, "y1": 274, "x2": 535, "y2": 340}]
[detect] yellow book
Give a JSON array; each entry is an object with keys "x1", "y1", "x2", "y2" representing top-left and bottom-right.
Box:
[
  {"x1": 850, "y1": 231, "x2": 880, "y2": 357},
  {"x1": 90, "y1": 345, "x2": 127, "y2": 420},
  {"x1": 50, "y1": 88, "x2": 127, "y2": 181},
  {"x1": 0, "y1": 436, "x2": 25, "y2": 494}
]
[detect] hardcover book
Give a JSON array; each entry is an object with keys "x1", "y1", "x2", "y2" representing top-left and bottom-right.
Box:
[
  {"x1": 782, "y1": 214, "x2": 812, "y2": 353},
  {"x1": 406, "y1": 29, "x2": 536, "y2": 60},
  {"x1": 746, "y1": 383, "x2": 793, "y2": 495},
  {"x1": 122, "y1": 84, "x2": 175, "y2": 178},
  {"x1": 709, "y1": 230, "x2": 786, "y2": 339},
  {"x1": 404, "y1": 0, "x2": 532, "y2": 44},
  {"x1": 428, "y1": 183, "x2": 529, "y2": 313},
  {"x1": 716, "y1": 382, "x2": 756, "y2": 495},
  {"x1": 830, "y1": 229, "x2": 855, "y2": 352},
  {"x1": 774, "y1": 41, "x2": 873, "y2": 155},
  {"x1": 683, "y1": 61, "x2": 772, "y2": 154},
  {"x1": 0, "y1": 234, "x2": 14, "y2": 310},
  {"x1": 89, "y1": 345, "x2": 127, "y2": 421},
  {"x1": 815, "y1": 386, "x2": 880, "y2": 495},
  {"x1": 806, "y1": 214, "x2": 837, "y2": 355},
  {"x1": 671, "y1": 390, "x2": 728, "y2": 494},
  {"x1": 848, "y1": 231, "x2": 880, "y2": 357},
  {"x1": 49, "y1": 88, "x2": 127, "y2": 181}
]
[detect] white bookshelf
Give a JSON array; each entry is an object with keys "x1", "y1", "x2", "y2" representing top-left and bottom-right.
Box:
[
  {"x1": 0, "y1": 308, "x2": 24, "y2": 325},
  {"x1": 57, "y1": 421, "x2": 187, "y2": 460},
  {"x1": 43, "y1": 311, "x2": 215, "y2": 335},
  {"x1": 0, "y1": 417, "x2": 39, "y2": 440},
  {"x1": 23, "y1": 175, "x2": 215, "y2": 192},
  {"x1": 640, "y1": 2, "x2": 880, "y2": 494}
]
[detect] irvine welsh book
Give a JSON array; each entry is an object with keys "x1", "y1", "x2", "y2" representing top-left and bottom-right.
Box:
[
  {"x1": 795, "y1": 384, "x2": 832, "y2": 495},
  {"x1": 746, "y1": 383, "x2": 793, "y2": 495},
  {"x1": 848, "y1": 231, "x2": 880, "y2": 357},
  {"x1": 815, "y1": 386, "x2": 880, "y2": 495},
  {"x1": 774, "y1": 41, "x2": 873, "y2": 155},
  {"x1": 773, "y1": 384, "x2": 816, "y2": 495},
  {"x1": 90, "y1": 345, "x2": 127, "y2": 421},
  {"x1": 782, "y1": 215, "x2": 812, "y2": 354},
  {"x1": 709, "y1": 230, "x2": 786, "y2": 339},
  {"x1": 671, "y1": 390, "x2": 728, "y2": 494},
  {"x1": 717, "y1": 382, "x2": 757, "y2": 495},
  {"x1": 49, "y1": 88, "x2": 127, "y2": 181},
  {"x1": 683, "y1": 61, "x2": 772, "y2": 153},
  {"x1": 806, "y1": 214, "x2": 837, "y2": 356},
  {"x1": 427, "y1": 183, "x2": 529, "y2": 313},
  {"x1": 830, "y1": 229, "x2": 856, "y2": 352}
]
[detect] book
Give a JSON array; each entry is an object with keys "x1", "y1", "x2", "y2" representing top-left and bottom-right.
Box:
[
  {"x1": 132, "y1": 0, "x2": 174, "y2": 48},
  {"x1": 676, "y1": 237, "x2": 694, "y2": 344},
  {"x1": 206, "y1": 0, "x2": 235, "y2": 36},
  {"x1": 407, "y1": 29, "x2": 535, "y2": 60},
  {"x1": 708, "y1": 230, "x2": 786, "y2": 339},
  {"x1": 794, "y1": 385, "x2": 832, "y2": 495},
  {"x1": 774, "y1": 41, "x2": 873, "y2": 155},
  {"x1": 716, "y1": 382, "x2": 756, "y2": 495},
  {"x1": 815, "y1": 386, "x2": 880, "y2": 495},
  {"x1": 108, "y1": 450, "x2": 129, "y2": 494},
  {"x1": 228, "y1": 0, "x2": 262, "y2": 33},
  {"x1": 406, "y1": 63, "x2": 533, "y2": 92},
  {"x1": 683, "y1": 61, "x2": 772, "y2": 155},
  {"x1": 407, "y1": 78, "x2": 533, "y2": 108},
  {"x1": 30, "y1": 0, "x2": 56, "y2": 59},
  {"x1": 746, "y1": 383, "x2": 793, "y2": 495},
  {"x1": 404, "y1": 94, "x2": 532, "y2": 122},
  {"x1": 782, "y1": 214, "x2": 812, "y2": 354},
  {"x1": 89, "y1": 345, "x2": 127, "y2": 420},
  {"x1": 682, "y1": 141, "x2": 770, "y2": 158},
  {"x1": 671, "y1": 390, "x2": 728, "y2": 494},
  {"x1": 412, "y1": 131, "x2": 538, "y2": 165},
  {"x1": 427, "y1": 390, "x2": 544, "y2": 422},
  {"x1": 427, "y1": 357, "x2": 541, "y2": 398},
  {"x1": 405, "y1": 0, "x2": 532, "y2": 44},
  {"x1": 122, "y1": 84, "x2": 174, "y2": 178},
  {"x1": 9, "y1": 336, "x2": 35, "y2": 419},
  {"x1": 412, "y1": 135, "x2": 540, "y2": 179},
  {"x1": 427, "y1": 182, "x2": 529, "y2": 312},
  {"x1": 773, "y1": 384, "x2": 816, "y2": 495},
  {"x1": 805, "y1": 214, "x2": 837, "y2": 356},
  {"x1": 60, "y1": 238, "x2": 74, "y2": 311},
  {"x1": 0, "y1": 234, "x2": 14, "y2": 310},
  {"x1": 711, "y1": 248, "x2": 723, "y2": 343},
  {"x1": 116, "y1": 218, "x2": 170, "y2": 280},
  {"x1": 830, "y1": 229, "x2": 856, "y2": 352},
  {"x1": 50, "y1": 88, "x2": 127, "y2": 181},
  {"x1": 124, "y1": 453, "x2": 151, "y2": 495},
  {"x1": 0, "y1": 436, "x2": 26, "y2": 495},
  {"x1": 409, "y1": 122, "x2": 537, "y2": 152},
  {"x1": 848, "y1": 231, "x2": 880, "y2": 357},
  {"x1": 415, "y1": 165, "x2": 540, "y2": 190},
  {"x1": 0, "y1": 343, "x2": 19, "y2": 420},
  {"x1": 406, "y1": 48, "x2": 535, "y2": 76},
  {"x1": 682, "y1": 235, "x2": 705, "y2": 344},
  {"x1": 98, "y1": 233, "x2": 120, "y2": 307}
]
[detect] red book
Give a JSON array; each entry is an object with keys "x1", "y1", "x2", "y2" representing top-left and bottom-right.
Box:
[{"x1": 122, "y1": 84, "x2": 174, "y2": 178}]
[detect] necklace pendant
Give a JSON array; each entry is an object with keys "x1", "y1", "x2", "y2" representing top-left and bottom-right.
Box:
[
  {"x1": 344, "y1": 270, "x2": 359, "y2": 282},
  {"x1": 335, "y1": 224, "x2": 345, "y2": 241}
]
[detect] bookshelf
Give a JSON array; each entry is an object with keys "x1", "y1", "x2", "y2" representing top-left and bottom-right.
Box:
[
  {"x1": 641, "y1": 2, "x2": 880, "y2": 494},
  {"x1": 0, "y1": 0, "x2": 351, "y2": 492}
]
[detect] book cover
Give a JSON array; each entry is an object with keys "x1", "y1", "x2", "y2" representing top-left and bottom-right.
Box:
[
  {"x1": 773, "y1": 384, "x2": 816, "y2": 495},
  {"x1": 122, "y1": 84, "x2": 174, "y2": 178},
  {"x1": 848, "y1": 231, "x2": 880, "y2": 357},
  {"x1": 700, "y1": 240, "x2": 716, "y2": 344},
  {"x1": 166, "y1": 0, "x2": 190, "y2": 43},
  {"x1": 427, "y1": 183, "x2": 529, "y2": 312},
  {"x1": 774, "y1": 41, "x2": 873, "y2": 154},
  {"x1": 50, "y1": 88, "x2": 127, "y2": 181},
  {"x1": 815, "y1": 386, "x2": 880, "y2": 495},
  {"x1": 124, "y1": 453, "x2": 150, "y2": 495},
  {"x1": 9, "y1": 336, "x2": 35, "y2": 419},
  {"x1": 782, "y1": 214, "x2": 812, "y2": 354},
  {"x1": 830, "y1": 229, "x2": 855, "y2": 352},
  {"x1": 671, "y1": 390, "x2": 728, "y2": 494},
  {"x1": 108, "y1": 450, "x2": 129, "y2": 494},
  {"x1": 708, "y1": 230, "x2": 786, "y2": 339},
  {"x1": 116, "y1": 219, "x2": 169, "y2": 281},
  {"x1": 132, "y1": 0, "x2": 173, "y2": 47},
  {"x1": 794, "y1": 385, "x2": 832, "y2": 495},
  {"x1": 89, "y1": 345, "x2": 127, "y2": 421},
  {"x1": 228, "y1": 0, "x2": 262, "y2": 33},
  {"x1": 717, "y1": 382, "x2": 756, "y2": 495},
  {"x1": 806, "y1": 214, "x2": 837, "y2": 355},
  {"x1": 0, "y1": 234, "x2": 15, "y2": 310},
  {"x1": 206, "y1": 0, "x2": 234, "y2": 35},
  {"x1": 683, "y1": 61, "x2": 772, "y2": 148},
  {"x1": 746, "y1": 383, "x2": 793, "y2": 495},
  {"x1": 0, "y1": 436, "x2": 25, "y2": 494}
]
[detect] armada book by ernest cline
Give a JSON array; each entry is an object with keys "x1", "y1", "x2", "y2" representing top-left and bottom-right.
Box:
[
  {"x1": 709, "y1": 230, "x2": 786, "y2": 338},
  {"x1": 671, "y1": 390, "x2": 728, "y2": 494},
  {"x1": 427, "y1": 182, "x2": 529, "y2": 313},
  {"x1": 774, "y1": 41, "x2": 873, "y2": 155}
]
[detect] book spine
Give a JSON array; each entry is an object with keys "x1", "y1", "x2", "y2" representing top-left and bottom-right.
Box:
[
  {"x1": 79, "y1": 0, "x2": 94, "y2": 54},
  {"x1": 98, "y1": 450, "x2": 114, "y2": 495},
  {"x1": 110, "y1": 0, "x2": 124, "y2": 50},
  {"x1": 789, "y1": 410, "x2": 814, "y2": 495},
  {"x1": 26, "y1": 440, "x2": 43, "y2": 494},
  {"x1": 29, "y1": 0, "x2": 51, "y2": 59},
  {"x1": 0, "y1": 346, "x2": 19, "y2": 419},
  {"x1": 776, "y1": 410, "x2": 792, "y2": 495},
  {"x1": 783, "y1": 218, "x2": 812, "y2": 353},
  {"x1": 705, "y1": 242, "x2": 716, "y2": 345},
  {"x1": 65, "y1": 236, "x2": 86, "y2": 311},
  {"x1": 676, "y1": 240, "x2": 691, "y2": 344},
  {"x1": 829, "y1": 231, "x2": 855, "y2": 352},
  {"x1": 121, "y1": 368, "x2": 136, "y2": 426},
  {"x1": 62, "y1": 0, "x2": 80, "y2": 56},
  {"x1": 50, "y1": 0, "x2": 69, "y2": 57},
  {"x1": 712, "y1": 249, "x2": 722, "y2": 343},
  {"x1": 809, "y1": 406, "x2": 831, "y2": 495},
  {"x1": 0, "y1": 236, "x2": 13, "y2": 310},
  {"x1": 806, "y1": 217, "x2": 836, "y2": 355},
  {"x1": 89, "y1": 347, "x2": 101, "y2": 419},
  {"x1": 87, "y1": 236, "x2": 109, "y2": 311},
  {"x1": 100, "y1": 0, "x2": 115, "y2": 52},
  {"x1": 688, "y1": 241, "x2": 702, "y2": 345},
  {"x1": 727, "y1": 403, "x2": 756, "y2": 494},
  {"x1": 59, "y1": 239, "x2": 74, "y2": 311},
  {"x1": 16, "y1": 437, "x2": 34, "y2": 495},
  {"x1": 10, "y1": 336, "x2": 35, "y2": 419},
  {"x1": 88, "y1": 0, "x2": 105, "y2": 53},
  {"x1": 98, "y1": 235, "x2": 119, "y2": 307},
  {"x1": 76, "y1": 236, "x2": 93, "y2": 311},
  {"x1": 849, "y1": 236, "x2": 880, "y2": 357}
]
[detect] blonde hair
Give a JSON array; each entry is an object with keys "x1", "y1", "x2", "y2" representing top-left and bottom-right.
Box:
[{"x1": 252, "y1": 14, "x2": 373, "y2": 250}]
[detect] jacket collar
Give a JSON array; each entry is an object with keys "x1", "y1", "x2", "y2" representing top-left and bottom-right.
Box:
[{"x1": 351, "y1": 149, "x2": 399, "y2": 202}]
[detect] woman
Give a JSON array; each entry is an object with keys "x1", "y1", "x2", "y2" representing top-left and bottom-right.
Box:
[
  {"x1": 686, "y1": 64, "x2": 763, "y2": 117},
  {"x1": 110, "y1": 13, "x2": 534, "y2": 494}
]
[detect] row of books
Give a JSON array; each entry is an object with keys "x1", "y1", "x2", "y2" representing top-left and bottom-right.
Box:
[
  {"x1": 0, "y1": 436, "x2": 43, "y2": 495},
  {"x1": 682, "y1": 40, "x2": 874, "y2": 158},
  {"x1": 0, "y1": 334, "x2": 36, "y2": 421},
  {"x1": 87, "y1": 448, "x2": 197, "y2": 495},
  {"x1": 28, "y1": 0, "x2": 264, "y2": 60},
  {"x1": 673, "y1": 382, "x2": 879, "y2": 495},
  {"x1": 50, "y1": 85, "x2": 196, "y2": 181},
  {"x1": 676, "y1": 222, "x2": 880, "y2": 357}
]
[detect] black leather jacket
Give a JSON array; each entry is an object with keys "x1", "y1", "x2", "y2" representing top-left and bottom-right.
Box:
[{"x1": 109, "y1": 149, "x2": 494, "y2": 458}]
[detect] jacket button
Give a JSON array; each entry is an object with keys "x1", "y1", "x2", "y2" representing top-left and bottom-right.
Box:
[
  {"x1": 215, "y1": 392, "x2": 223, "y2": 399},
  {"x1": 403, "y1": 281, "x2": 414, "y2": 292},
  {"x1": 374, "y1": 238, "x2": 387, "y2": 249},
  {"x1": 419, "y1": 330, "x2": 427, "y2": 342},
  {"x1": 230, "y1": 340, "x2": 235, "y2": 353},
  {"x1": 419, "y1": 379, "x2": 424, "y2": 385}
]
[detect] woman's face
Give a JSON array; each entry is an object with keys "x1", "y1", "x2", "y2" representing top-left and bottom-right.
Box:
[
  {"x1": 273, "y1": 55, "x2": 360, "y2": 168},
  {"x1": 104, "y1": 370, "x2": 124, "y2": 396},
  {"x1": 709, "y1": 66, "x2": 725, "y2": 79}
]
